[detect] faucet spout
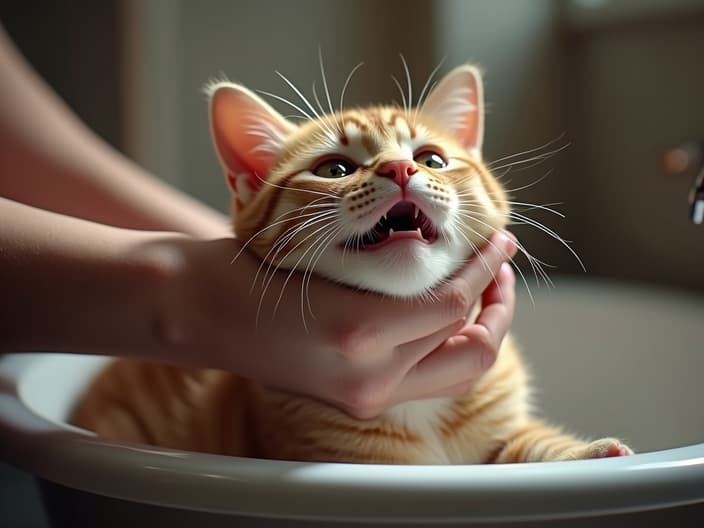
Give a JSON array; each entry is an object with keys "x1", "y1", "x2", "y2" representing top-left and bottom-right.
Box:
[
  {"x1": 690, "y1": 162, "x2": 704, "y2": 225},
  {"x1": 662, "y1": 142, "x2": 704, "y2": 224}
]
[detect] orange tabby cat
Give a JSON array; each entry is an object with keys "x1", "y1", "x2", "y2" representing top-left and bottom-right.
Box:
[{"x1": 72, "y1": 65, "x2": 632, "y2": 463}]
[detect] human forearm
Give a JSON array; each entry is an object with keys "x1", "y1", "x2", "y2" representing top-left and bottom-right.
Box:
[
  {"x1": 0, "y1": 29, "x2": 230, "y2": 238},
  {"x1": 0, "y1": 197, "x2": 174, "y2": 356}
]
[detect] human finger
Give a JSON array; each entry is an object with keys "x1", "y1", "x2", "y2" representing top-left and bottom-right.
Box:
[
  {"x1": 392, "y1": 318, "x2": 466, "y2": 373},
  {"x1": 330, "y1": 319, "x2": 465, "y2": 417},
  {"x1": 390, "y1": 264, "x2": 516, "y2": 403},
  {"x1": 339, "y1": 231, "x2": 517, "y2": 358},
  {"x1": 390, "y1": 338, "x2": 495, "y2": 404},
  {"x1": 471, "y1": 262, "x2": 516, "y2": 349}
]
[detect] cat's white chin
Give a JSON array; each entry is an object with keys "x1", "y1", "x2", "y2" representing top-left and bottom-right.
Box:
[{"x1": 317, "y1": 240, "x2": 470, "y2": 298}]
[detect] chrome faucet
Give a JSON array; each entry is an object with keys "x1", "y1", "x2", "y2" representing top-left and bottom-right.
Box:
[
  {"x1": 691, "y1": 164, "x2": 704, "y2": 225},
  {"x1": 662, "y1": 142, "x2": 704, "y2": 224}
]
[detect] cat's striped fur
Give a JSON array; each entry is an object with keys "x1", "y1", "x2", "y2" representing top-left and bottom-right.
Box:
[{"x1": 72, "y1": 65, "x2": 632, "y2": 463}]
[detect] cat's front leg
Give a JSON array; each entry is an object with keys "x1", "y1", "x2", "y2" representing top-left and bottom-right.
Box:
[{"x1": 492, "y1": 420, "x2": 633, "y2": 463}]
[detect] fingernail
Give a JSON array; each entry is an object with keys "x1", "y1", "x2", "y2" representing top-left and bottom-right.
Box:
[
  {"x1": 500, "y1": 261, "x2": 515, "y2": 278},
  {"x1": 498, "y1": 230, "x2": 517, "y2": 257}
]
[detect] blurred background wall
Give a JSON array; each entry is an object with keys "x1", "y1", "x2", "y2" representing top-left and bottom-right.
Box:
[{"x1": 2, "y1": 0, "x2": 704, "y2": 291}]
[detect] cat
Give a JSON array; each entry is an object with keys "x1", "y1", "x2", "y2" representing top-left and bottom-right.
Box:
[{"x1": 71, "y1": 64, "x2": 633, "y2": 464}]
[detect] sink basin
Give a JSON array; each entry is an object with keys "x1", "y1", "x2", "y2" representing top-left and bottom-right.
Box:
[{"x1": 0, "y1": 277, "x2": 702, "y2": 526}]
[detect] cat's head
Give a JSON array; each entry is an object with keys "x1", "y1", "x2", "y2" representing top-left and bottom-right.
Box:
[{"x1": 208, "y1": 65, "x2": 509, "y2": 297}]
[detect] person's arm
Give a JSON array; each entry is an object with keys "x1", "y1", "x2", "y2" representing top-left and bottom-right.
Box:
[
  {"x1": 0, "y1": 196, "x2": 517, "y2": 418},
  {"x1": 0, "y1": 197, "x2": 175, "y2": 357},
  {"x1": 0, "y1": 28, "x2": 229, "y2": 238}
]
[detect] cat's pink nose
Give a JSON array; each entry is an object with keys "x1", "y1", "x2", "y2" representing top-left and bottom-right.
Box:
[{"x1": 376, "y1": 159, "x2": 418, "y2": 188}]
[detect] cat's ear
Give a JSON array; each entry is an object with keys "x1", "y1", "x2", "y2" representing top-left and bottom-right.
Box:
[
  {"x1": 421, "y1": 65, "x2": 484, "y2": 159},
  {"x1": 208, "y1": 82, "x2": 296, "y2": 204}
]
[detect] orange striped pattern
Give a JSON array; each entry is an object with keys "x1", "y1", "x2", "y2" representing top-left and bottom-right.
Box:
[{"x1": 72, "y1": 70, "x2": 632, "y2": 464}]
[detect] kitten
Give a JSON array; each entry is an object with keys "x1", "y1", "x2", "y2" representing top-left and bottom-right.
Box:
[{"x1": 72, "y1": 65, "x2": 632, "y2": 463}]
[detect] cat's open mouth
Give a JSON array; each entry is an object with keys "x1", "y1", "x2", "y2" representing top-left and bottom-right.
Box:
[{"x1": 349, "y1": 201, "x2": 439, "y2": 251}]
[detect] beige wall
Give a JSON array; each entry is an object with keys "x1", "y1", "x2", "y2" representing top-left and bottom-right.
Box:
[
  {"x1": 565, "y1": 11, "x2": 704, "y2": 290},
  {"x1": 126, "y1": 0, "x2": 704, "y2": 291},
  {"x1": 126, "y1": 0, "x2": 434, "y2": 211}
]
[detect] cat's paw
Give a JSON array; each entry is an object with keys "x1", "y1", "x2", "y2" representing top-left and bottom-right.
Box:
[{"x1": 558, "y1": 438, "x2": 634, "y2": 461}]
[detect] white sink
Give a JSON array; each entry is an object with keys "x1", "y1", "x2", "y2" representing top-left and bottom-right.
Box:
[{"x1": 1, "y1": 277, "x2": 702, "y2": 526}]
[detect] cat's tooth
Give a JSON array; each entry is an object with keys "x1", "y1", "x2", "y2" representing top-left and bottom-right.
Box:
[
  {"x1": 416, "y1": 227, "x2": 423, "y2": 237},
  {"x1": 414, "y1": 206, "x2": 420, "y2": 219},
  {"x1": 381, "y1": 213, "x2": 387, "y2": 222},
  {"x1": 389, "y1": 228, "x2": 395, "y2": 236}
]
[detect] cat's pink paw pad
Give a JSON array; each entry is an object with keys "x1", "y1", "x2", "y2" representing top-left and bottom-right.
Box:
[
  {"x1": 556, "y1": 438, "x2": 634, "y2": 460},
  {"x1": 586, "y1": 438, "x2": 634, "y2": 459}
]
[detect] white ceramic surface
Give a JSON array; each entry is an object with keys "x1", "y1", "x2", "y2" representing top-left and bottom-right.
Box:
[{"x1": 1, "y1": 278, "x2": 703, "y2": 524}]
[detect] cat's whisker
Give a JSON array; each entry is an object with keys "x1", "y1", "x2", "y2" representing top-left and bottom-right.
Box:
[
  {"x1": 233, "y1": 199, "x2": 336, "y2": 262},
  {"x1": 399, "y1": 53, "x2": 413, "y2": 118},
  {"x1": 275, "y1": 71, "x2": 321, "y2": 120},
  {"x1": 456, "y1": 207, "x2": 553, "y2": 271},
  {"x1": 254, "y1": 210, "x2": 339, "y2": 295},
  {"x1": 492, "y1": 156, "x2": 559, "y2": 175},
  {"x1": 507, "y1": 210, "x2": 585, "y2": 272},
  {"x1": 453, "y1": 168, "x2": 553, "y2": 198},
  {"x1": 341, "y1": 229, "x2": 362, "y2": 264},
  {"x1": 487, "y1": 133, "x2": 567, "y2": 168},
  {"x1": 440, "y1": 226, "x2": 451, "y2": 246},
  {"x1": 256, "y1": 219, "x2": 340, "y2": 327},
  {"x1": 455, "y1": 221, "x2": 518, "y2": 307},
  {"x1": 455, "y1": 196, "x2": 565, "y2": 219},
  {"x1": 318, "y1": 48, "x2": 335, "y2": 116},
  {"x1": 285, "y1": 224, "x2": 340, "y2": 331},
  {"x1": 447, "y1": 221, "x2": 503, "y2": 297},
  {"x1": 455, "y1": 178, "x2": 565, "y2": 213},
  {"x1": 261, "y1": 211, "x2": 340, "y2": 287},
  {"x1": 497, "y1": 172, "x2": 553, "y2": 196},
  {"x1": 283, "y1": 114, "x2": 310, "y2": 122},
  {"x1": 245, "y1": 206, "x2": 336, "y2": 272},
  {"x1": 502, "y1": 201, "x2": 564, "y2": 217},
  {"x1": 391, "y1": 75, "x2": 408, "y2": 115},
  {"x1": 338, "y1": 62, "x2": 364, "y2": 134},
  {"x1": 454, "y1": 209, "x2": 544, "y2": 299},
  {"x1": 311, "y1": 81, "x2": 340, "y2": 139},
  {"x1": 232, "y1": 202, "x2": 338, "y2": 265},
  {"x1": 269, "y1": 221, "x2": 342, "y2": 328},
  {"x1": 488, "y1": 143, "x2": 569, "y2": 173},
  {"x1": 415, "y1": 57, "x2": 445, "y2": 128},
  {"x1": 301, "y1": 223, "x2": 347, "y2": 323},
  {"x1": 312, "y1": 49, "x2": 340, "y2": 138},
  {"x1": 493, "y1": 165, "x2": 514, "y2": 185},
  {"x1": 311, "y1": 81, "x2": 326, "y2": 115},
  {"x1": 513, "y1": 240, "x2": 554, "y2": 291},
  {"x1": 255, "y1": 175, "x2": 340, "y2": 200},
  {"x1": 257, "y1": 89, "x2": 315, "y2": 122},
  {"x1": 418, "y1": 284, "x2": 441, "y2": 305},
  {"x1": 260, "y1": 210, "x2": 338, "y2": 275}
]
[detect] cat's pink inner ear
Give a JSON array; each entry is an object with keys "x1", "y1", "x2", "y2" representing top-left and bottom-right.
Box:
[
  {"x1": 209, "y1": 84, "x2": 294, "y2": 198},
  {"x1": 422, "y1": 65, "x2": 484, "y2": 158}
]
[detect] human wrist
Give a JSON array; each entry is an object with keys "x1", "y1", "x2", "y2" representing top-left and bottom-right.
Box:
[
  {"x1": 129, "y1": 235, "x2": 243, "y2": 370},
  {"x1": 129, "y1": 234, "x2": 199, "y2": 362}
]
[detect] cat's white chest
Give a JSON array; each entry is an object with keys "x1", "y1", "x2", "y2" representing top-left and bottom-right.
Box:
[{"x1": 384, "y1": 398, "x2": 455, "y2": 463}]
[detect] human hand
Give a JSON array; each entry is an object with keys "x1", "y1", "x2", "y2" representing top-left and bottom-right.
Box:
[{"x1": 146, "y1": 230, "x2": 517, "y2": 419}]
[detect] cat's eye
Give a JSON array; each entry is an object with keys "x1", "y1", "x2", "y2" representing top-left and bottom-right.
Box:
[
  {"x1": 312, "y1": 159, "x2": 356, "y2": 179},
  {"x1": 414, "y1": 150, "x2": 447, "y2": 169}
]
